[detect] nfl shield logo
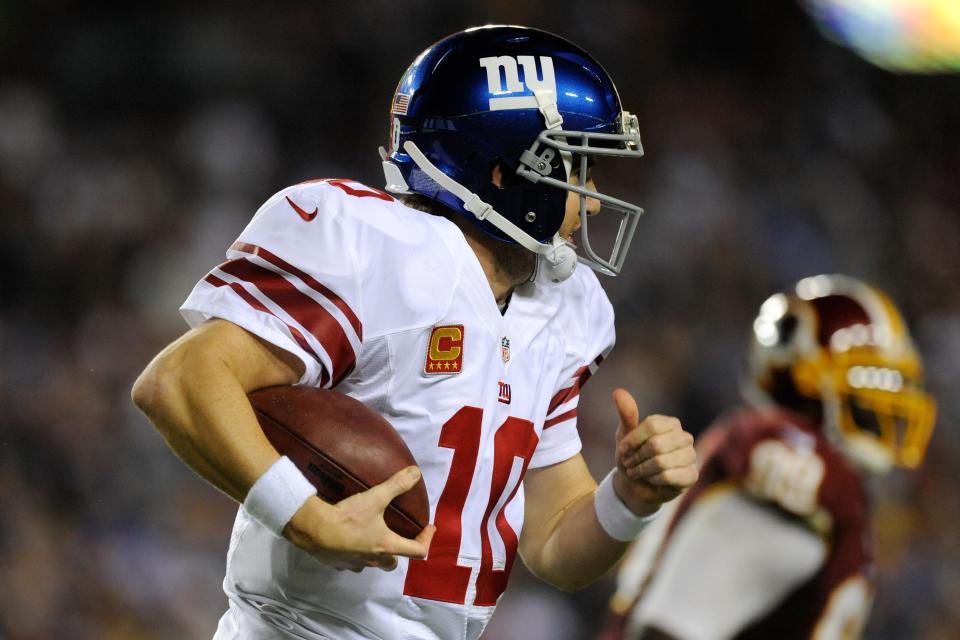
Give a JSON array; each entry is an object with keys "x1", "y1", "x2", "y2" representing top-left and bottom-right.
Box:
[{"x1": 500, "y1": 336, "x2": 511, "y2": 363}]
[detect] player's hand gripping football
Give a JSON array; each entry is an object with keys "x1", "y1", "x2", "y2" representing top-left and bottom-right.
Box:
[
  {"x1": 284, "y1": 466, "x2": 436, "y2": 572},
  {"x1": 611, "y1": 388, "x2": 698, "y2": 516}
]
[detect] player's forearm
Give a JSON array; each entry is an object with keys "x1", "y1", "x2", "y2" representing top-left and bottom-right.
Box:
[
  {"x1": 131, "y1": 328, "x2": 292, "y2": 503},
  {"x1": 523, "y1": 489, "x2": 630, "y2": 591}
]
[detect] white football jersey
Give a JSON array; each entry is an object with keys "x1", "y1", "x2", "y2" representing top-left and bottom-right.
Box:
[{"x1": 181, "y1": 178, "x2": 615, "y2": 640}]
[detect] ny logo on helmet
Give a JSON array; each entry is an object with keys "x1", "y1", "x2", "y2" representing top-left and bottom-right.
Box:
[{"x1": 479, "y1": 56, "x2": 557, "y2": 111}]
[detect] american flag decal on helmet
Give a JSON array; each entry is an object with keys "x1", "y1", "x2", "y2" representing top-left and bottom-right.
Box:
[{"x1": 392, "y1": 93, "x2": 410, "y2": 115}]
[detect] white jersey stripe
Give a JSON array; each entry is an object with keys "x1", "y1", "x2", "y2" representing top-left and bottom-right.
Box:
[
  {"x1": 543, "y1": 408, "x2": 577, "y2": 429},
  {"x1": 201, "y1": 273, "x2": 329, "y2": 386},
  {"x1": 240, "y1": 251, "x2": 362, "y2": 358},
  {"x1": 230, "y1": 241, "x2": 362, "y2": 337},
  {"x1": 210, "y1": 266, "x2": 343, "y2": 386}
]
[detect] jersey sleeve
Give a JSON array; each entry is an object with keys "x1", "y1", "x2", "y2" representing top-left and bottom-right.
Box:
[
  {"x1": 529, "y1": 269, "x2": 616, "y2": 469},
  {"x1": 626, "y1": 490, "x2": 827, "y2": 640},
  {"x1": 180, "y1": 183, "x2": 365, "y2": 388}
]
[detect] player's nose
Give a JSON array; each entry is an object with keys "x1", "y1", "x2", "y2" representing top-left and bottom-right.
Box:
[{"x1": 585, "y1": 180, "x2": 601, "y2": 216}]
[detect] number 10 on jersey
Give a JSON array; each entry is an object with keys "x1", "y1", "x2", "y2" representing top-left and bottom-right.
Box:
[{"x1": 403, "y1": 407, "x2": 538, "y2": 606}]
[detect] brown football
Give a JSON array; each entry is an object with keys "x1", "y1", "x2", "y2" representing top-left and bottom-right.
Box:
[{"x1": 248, "y1": 385, "x2": 429, "y2": 539}]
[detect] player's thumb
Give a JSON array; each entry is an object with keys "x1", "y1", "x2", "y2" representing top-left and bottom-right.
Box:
[
  {"x1": 378, "y1": 466, "x2": 422, "y2": 504},
  {"x1": 613, "y1": 388, "x2": 640, "y2": 441}
]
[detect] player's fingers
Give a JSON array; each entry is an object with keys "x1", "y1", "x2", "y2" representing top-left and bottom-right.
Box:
[
  {"x1": 613, "y1": 388, "x2": 640, "y2": 440},
  {"x1": 625, "y1": 446, "x2": 697, "y2": 480},
  {"x1": 371, "y1": 466, "x2": 423, "y2": 505},
  {"x1": 331, "y1": 558, "x2": 367, "y2": 572},
  {"x1": 623, "y1": 428, "x2": 695, "y2": 465},
  {"x1": 364, "y1": 553, "x2": 398, "y2": 571},
  {"x1": 619, "y1": 418, "x2": 690, "y2": 461},
  {"x1": 382, "y1": 524, "x2": 435, "y2": 560},
  {"x1": 642, "y1": 465, "x2": 699, "y2": 489},
  {"x1": 328, "y1": 549, "x2": 397, "y2": 572},
  {"x1": 416, "y1": 523, "x2": 436, "y2": 548}
]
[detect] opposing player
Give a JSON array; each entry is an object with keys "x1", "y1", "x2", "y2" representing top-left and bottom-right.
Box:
[
  {"x1": 601, "y1": 275, "x2": 937, "y2": 640},
  {"x1": 132, "y1": 26, "x2": 698, "y2": 640}
]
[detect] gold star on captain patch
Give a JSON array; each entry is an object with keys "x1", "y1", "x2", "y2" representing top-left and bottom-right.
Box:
[
  {"x1": 444, "y1": 362, "x2": 451, "y2": 370},
  {"x1": 452, "y1": 362, "x2": 459, "y2": 370}
]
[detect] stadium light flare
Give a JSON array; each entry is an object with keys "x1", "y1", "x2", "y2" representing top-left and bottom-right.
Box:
[{"x1": 803, "y1": 0, "x2": 960, "y2": 73}]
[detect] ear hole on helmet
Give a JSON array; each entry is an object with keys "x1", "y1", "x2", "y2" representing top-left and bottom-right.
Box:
[{"x1": 777, "y1": 314, "x2": 799, "y2": 346}]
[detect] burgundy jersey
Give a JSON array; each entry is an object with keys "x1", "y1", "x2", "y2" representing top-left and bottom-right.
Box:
[{"x1": 606, "y1": 407, "x2": 874, "y2": 640}]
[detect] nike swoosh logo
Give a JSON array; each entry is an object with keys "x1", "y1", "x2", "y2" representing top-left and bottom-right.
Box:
[{"x1": 286, "y1": 196, "x2": 318, "y2": 221}]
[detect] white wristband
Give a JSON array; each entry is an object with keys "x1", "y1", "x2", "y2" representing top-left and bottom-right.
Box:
[
  {"x1": 594, "y1": 469, "x2": 661, "y2": 541},
  {"x1": 243, "y1": 456, "x2": 317, "y2": 537}
]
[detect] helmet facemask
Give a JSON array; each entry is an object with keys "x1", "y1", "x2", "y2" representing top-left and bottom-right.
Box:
[
  {"x1": 798, "y1": 350, "x2": 937, "y2": 473},
  {"x1": 515, "y1": 111, "x2": 645, "y2": 276}
]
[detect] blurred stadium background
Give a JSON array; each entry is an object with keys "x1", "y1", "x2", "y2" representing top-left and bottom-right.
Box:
[{"x1": 1, "y1": 1, "x2": 957, "y2": 638}]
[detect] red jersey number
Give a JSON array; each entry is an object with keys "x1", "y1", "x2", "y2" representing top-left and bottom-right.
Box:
[{"x1": 403, "y1": 407, "x2": 538, "y2": 606}]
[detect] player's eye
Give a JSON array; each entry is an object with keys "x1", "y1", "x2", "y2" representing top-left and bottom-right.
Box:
[
  {"x1": 571, "y1": 155, "x2": 596, "y2": 169},
  {"x1": 570, "y1": 155, "x2": 595, "y2": 182}
]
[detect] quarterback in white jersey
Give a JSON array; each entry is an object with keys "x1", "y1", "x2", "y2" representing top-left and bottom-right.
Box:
[
  {"x1": 134, "y1": 26, "x2": 698, "y2": 640},
  {"x1": 185, "y1": 177, "x2": 615, "y2": 638}
]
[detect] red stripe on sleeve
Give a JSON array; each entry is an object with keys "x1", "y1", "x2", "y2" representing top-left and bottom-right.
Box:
[
  {"x1": 215, "y1": 259, "x2": 356, "y2": 386},
  {"x1": 547, "y1": 365, "x2": 591, "y2": 415},
  {"x1": 203, "y1": 274, "x2": 322, "y2": 369},
  {"x1": 230, "y1": 242, "x2": 362, "y2": 339},
  {"x1": 543, "y1": 408, "x2": 577, "y2": 430}
]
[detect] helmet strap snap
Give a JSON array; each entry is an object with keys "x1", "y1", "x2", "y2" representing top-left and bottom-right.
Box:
[{"x1": 535, "y1": 237, "x2": 578, "y2": 285}]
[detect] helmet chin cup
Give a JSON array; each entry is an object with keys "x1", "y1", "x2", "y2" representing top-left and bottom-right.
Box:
[{"x1": 536, "y1": 240, "x2": 577, "y2": 285}]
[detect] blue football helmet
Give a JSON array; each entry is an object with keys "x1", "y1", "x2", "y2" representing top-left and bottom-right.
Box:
[{"x1": 380, "y1": 25, "x2": 645, "y2": 283}]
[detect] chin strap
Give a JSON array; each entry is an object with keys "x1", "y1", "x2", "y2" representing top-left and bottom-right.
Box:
[
  {"x1": 533, "y1": 87, "x2": 563, "y2": 130},
  {"x1": 401, "y1": 140, "x2": 576, "y2": 284},
  {"x1": 527, "y1": 87, "x2": 576, "y2": 283}
]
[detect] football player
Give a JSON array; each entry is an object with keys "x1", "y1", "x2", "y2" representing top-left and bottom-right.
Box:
[
  {"x1": 132, "y1": 25, "x2": 698, "y2": 640},
  {"x1": 601, "y1": 274, "x2": 937, "y2": 640}
]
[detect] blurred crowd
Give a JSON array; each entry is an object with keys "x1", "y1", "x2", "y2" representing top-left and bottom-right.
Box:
[{"x1": 1, "y1": 1, "x2": 957, "y2": 638}]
